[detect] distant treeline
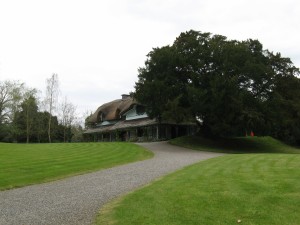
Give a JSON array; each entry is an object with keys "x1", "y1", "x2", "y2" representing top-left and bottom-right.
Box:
[{"x1": 0, "y1": 74, "x2": 83, "y2": 143}]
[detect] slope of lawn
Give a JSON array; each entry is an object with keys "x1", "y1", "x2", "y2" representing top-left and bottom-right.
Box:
[
  {"x1": 97, "y1": 154, "x2": 300, "y2": 225},
  {"x1": 0, "y1": 142, "x2": 153, "y2": 190},
  {"x1": 170, "y1": 135, "x2": 300, "y2": 153},
  {"x1": 96, "y1": 137, "x2": 300, "y2": 225}
]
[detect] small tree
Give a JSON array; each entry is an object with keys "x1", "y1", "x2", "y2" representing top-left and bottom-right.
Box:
[
  {"x1": 0, "y1": 80, "x2": 24, "y2": 125},
  {"x1": 0, "y1": 80, "x2": 27, "y2": 142},
  {"x1": 59, "y1": 96, "x2": 77, "y2": 142},
  {"x1": 44, "y1": 74, "x2": 59, "y2": 143},
  {"x1": 83, "y1": 110, "x2": 93, "y2": 129},
  {"x1": 22, "y1": 90, "x2": 38, "y2": 143},
  {"x1": 14, "y1": 93, "x2": 38, "y2": 143}
]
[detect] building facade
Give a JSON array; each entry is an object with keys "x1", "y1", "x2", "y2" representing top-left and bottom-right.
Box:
[{"x1": 84, "y1": 95, "x2": 197, "y2": 142}]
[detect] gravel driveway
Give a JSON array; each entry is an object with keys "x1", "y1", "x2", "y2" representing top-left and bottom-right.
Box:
[{"x1": 0, "y1": 141, "x2": 224, "y2": 225}]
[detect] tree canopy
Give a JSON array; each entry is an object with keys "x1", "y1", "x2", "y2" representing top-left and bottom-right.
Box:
[{"x1": 134, "y1": 30, "x2": 300, "y2": 144}]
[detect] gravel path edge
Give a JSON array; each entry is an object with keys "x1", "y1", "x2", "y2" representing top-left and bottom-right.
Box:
[{"x1": 0, "y1": 141, "x2": 224, "y2": 225}]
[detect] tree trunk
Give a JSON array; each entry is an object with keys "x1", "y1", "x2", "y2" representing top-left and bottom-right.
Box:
[
  {"x1": 26, "y1": 126, "x2": 29, "y2": 143},
  {"x1": 63, "y1": 127, "x2": 66, "y2": 143},
  {"x1": 48, "y1": 115, "x2": 52, "y2": 143},
  {"x1": 26, "y1": 108, "x2": 29, "y2": 143}
]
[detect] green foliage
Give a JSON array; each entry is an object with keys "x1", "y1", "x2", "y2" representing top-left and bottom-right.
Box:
[
  {"x1": 268, "y1": 75, "x2": 300, "y2": 144},
  {"x1": 0, "y1": 80, "x2": 25, "y2": 142},
  {"x1": 97, "y1": 154, "x2": 300, "y2": 225},
  {"x1": 134, "y1": 30, "x2": 300, "y2": 143},
  {"x1": 0, "y1": 80, "x2": 25, "y2": 125},
  {"x1": 0, "y1": 78, "x2": 80, "y2": 143},
  {"x1": 14, "y1": 102, "x2": 62, "y2": 143},
  {"x1": 14, "y1": 95, "x2": 38, "y2": 143},
  {"x1": 134, "y1": 46, "x2": 183, "y2": 122},
  {"x1": 0, "y1": 142, "x2": 153, "y2": 190}
]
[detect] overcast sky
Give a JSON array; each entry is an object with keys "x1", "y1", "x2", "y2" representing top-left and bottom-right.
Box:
[{"x1": 1, "y1": 0, "x2": 299, "y2": 118}]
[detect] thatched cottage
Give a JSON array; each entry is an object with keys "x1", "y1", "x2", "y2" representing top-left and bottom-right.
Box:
[{"x1": 84, "y1": 94, "x2": 197, "y2": 142}]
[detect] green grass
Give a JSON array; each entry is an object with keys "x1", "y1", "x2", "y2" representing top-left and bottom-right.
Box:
[
  {"x1": 0, "y1": 142, "x2": 153, "y2": 190},
  {"x1": 169, "y1": 135, "x2": 300, "y2": 153},
  {"x1": 97, "y1": 154, "x2": 300, "y2": 225},
  {"x1": 96, "y1": 136, "x2": 300, "y2": 225}
]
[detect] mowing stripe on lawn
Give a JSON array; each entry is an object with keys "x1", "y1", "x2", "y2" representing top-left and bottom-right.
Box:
[
  {"x1": 96, "y1": 154, "x2": 300, "y2": 225},
  {"x1": 0, "y1": 142, "x2": 153, "y2": 190}
]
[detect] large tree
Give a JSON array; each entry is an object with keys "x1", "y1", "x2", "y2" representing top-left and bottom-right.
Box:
[
  {"x1": 134, "y1": 30, "x2": 300, "y2": 142},
  {"x1": 266, "y1": 55, "x2": 300, "y2": 144},
  {"x1": 134, "y1": 46, "x2": 180, "y2": 122}
]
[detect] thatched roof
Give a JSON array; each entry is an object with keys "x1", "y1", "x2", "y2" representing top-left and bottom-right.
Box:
[{"x1": 88, "y1": 96, "x2": 137, "y2": 123}]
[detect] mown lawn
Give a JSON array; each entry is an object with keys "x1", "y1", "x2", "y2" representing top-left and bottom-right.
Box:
[
  {"x1": 0, "y1": 142, "x2": 153, "y2": 190},
  {"x1": 96, "y1": 136, "x2": 300, "y2": 225}
]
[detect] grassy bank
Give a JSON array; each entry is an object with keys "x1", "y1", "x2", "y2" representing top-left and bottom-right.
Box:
[
  {"x1": 169, "y1": 135, "x2": 300, "y2": 153},
  {"x1": 96, "y1": 136, "x2": 300, "y2": 225},
  {"x1": 0, "y1": 142, "x2": 153, "y2": 190}
]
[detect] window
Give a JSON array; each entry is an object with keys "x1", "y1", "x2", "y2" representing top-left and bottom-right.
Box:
[
  {"x1": 97, "y1": 112, "x2": 104, "y2": 122},
  {"x1": 136, "y1": 105, "x2": 146, "y2": 115}
]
